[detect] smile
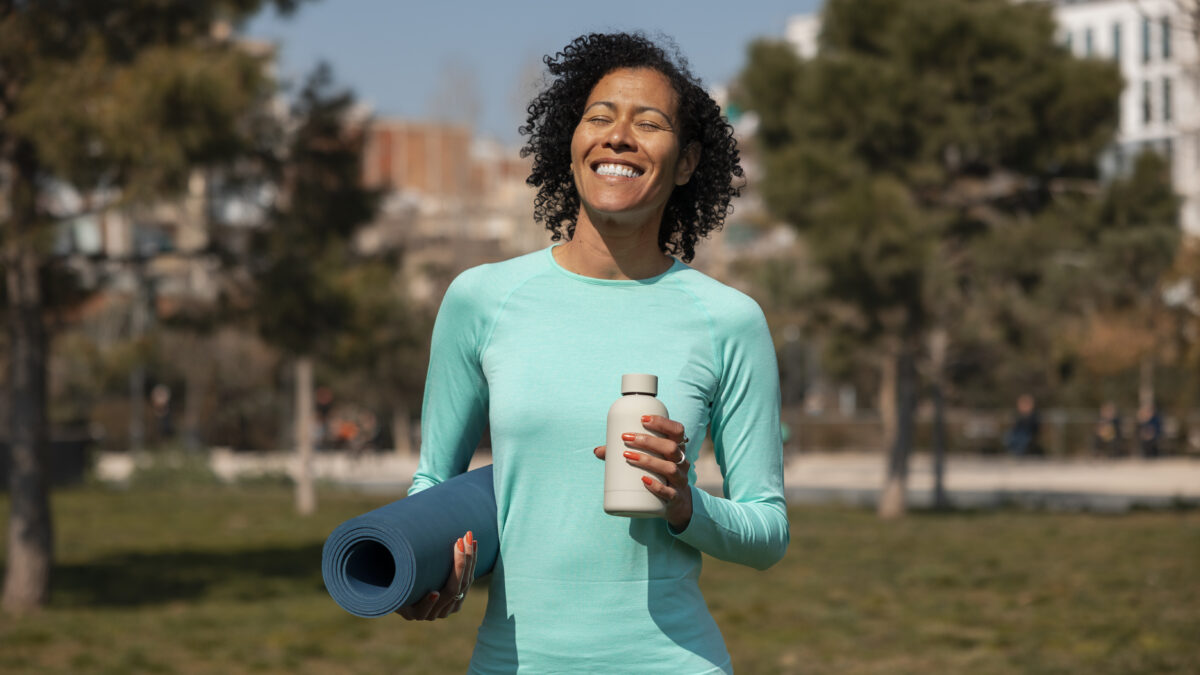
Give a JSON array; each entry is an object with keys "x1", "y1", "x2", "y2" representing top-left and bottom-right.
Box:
[{"x1": 594, "y1": 163, "x2": 643, "y2": 178}]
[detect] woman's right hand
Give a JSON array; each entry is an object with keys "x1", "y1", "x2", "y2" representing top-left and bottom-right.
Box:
[{"x1": 396, "y1": 530, "x2": 478, "y2": 621}]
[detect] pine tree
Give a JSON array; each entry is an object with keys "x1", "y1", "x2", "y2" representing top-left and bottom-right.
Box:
[
  {"x1": 0, "y1": 0, "x2": 303, "y2": 613},
  {"x1": 250, "y1": 64, "x2": 380, "y2": 515},
  {"x1": 739, "y1": 0, "x2": 1123, "y2": 517}
]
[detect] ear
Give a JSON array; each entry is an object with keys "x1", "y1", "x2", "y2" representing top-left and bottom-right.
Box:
[{"x1": 674, "y1": 141, "x2": 701, "y2": 186}]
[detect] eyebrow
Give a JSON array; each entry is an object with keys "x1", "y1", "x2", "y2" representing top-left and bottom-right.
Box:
[{"x1": 583, "y1": 101, "x2": 674, "y2": 124}]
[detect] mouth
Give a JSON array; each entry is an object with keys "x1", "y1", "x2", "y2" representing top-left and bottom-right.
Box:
[{"x1": 592, "y1": 161, "x2": 644, "y2": 178}]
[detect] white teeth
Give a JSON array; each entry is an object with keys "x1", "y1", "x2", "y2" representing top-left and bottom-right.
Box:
[{"x1": 595, "y1": 163, "x2": 642, "y2": 178}]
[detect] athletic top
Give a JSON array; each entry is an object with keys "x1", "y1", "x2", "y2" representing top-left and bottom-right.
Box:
[{"x1": 410, "y1": 244, "x2": 789, "y2": 674}]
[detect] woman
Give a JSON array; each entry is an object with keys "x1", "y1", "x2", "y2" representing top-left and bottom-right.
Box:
[{"x1": 400, "y1": 32, "x2": 789, "y2": 673}]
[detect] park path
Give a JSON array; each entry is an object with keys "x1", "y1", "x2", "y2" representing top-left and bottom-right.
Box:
[{"x1": 95, "y1": 448, "x2": 1200, "y2": 511}]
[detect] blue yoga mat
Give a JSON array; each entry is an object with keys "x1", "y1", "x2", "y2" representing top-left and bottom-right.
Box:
[{"x1": 321, "y1": 465, "x2": 499, "y2": 618}]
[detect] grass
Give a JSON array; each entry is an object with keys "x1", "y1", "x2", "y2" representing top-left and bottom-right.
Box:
[{"x1": 0, "y1": 485, "x2": 1197, "y2": 674}]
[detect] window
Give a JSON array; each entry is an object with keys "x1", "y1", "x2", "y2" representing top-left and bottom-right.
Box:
[
  {"x1": 1162, "y1": 16, "x2": 1171, "y2": 60},
  {"x1": 1085, "y1": 27, "x2": 1094, "y2": 56},
  {"x1": 1112, "y1": 22, "x2": 1122, "y2": 61},
  {"x1": 1163, "y1": 77, "x2": 1172, "y2": 122},
  {"x1": 1142, "y1": 80, "x2": 1153, "y2": 124},
  {"x1": 1142, "y1": 16, "x2": 1152, "y2": 63}
]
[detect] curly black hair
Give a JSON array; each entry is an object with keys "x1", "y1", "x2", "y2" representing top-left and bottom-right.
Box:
[{"x1": 520, "y1": 32, "x2": 743, "y2": 264}]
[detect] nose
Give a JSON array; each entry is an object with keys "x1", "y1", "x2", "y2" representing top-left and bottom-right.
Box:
[{"x1": 604, "y1": 120, "x2": 635, "y2": 151}]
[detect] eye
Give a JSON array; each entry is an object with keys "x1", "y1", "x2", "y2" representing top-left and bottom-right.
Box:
[
  {"x1": 586, "y1": 115, "x2": 612, "y2": 125},
  {"x1": 636, "y1": 121, "x2": 662, "y2": 131}
]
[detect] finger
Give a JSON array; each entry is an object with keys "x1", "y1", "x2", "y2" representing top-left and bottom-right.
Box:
[
  {"x1": 623, "y1": 448, "x2": 689, "y2": 481},
  {"x1": 639, "y1": 415, "x2": 686, "y2": 441},
  {"x1": 425, "y1": 537, "x2": 464, "y2": 619},
  {"x1": 456, "y1": 531, "x2": 475, "y2": 597},
  {"x1": 401, "y1": 590, "x2": 439, "y2": 621},
  {"x1": 640, "y1": 474, "x2": 678, "y2": 502},
  {"x1": 442, "y1": 537, "x2": 466, "y2": 594},
  {"x1": 466, "y1": 535, "x2": 478, "y2": 585},
  {"x1": 593, "y1": 445, "x2": 606, "y2": 460},
  {"x1": 620, "y1": 432, "x2": 680, "y2": 461}
]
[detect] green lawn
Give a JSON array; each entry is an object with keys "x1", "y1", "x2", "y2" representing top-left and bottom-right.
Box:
[{"x1": 1, "y1": 485, "x2": 1197, "y2": 674}]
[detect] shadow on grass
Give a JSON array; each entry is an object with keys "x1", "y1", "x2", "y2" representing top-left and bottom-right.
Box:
[{"x1": 51, "y1": 542, "x2": 326, "y2": 608}]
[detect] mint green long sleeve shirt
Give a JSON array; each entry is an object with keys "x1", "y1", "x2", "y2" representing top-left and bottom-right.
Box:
[{"x1": 410, "y1": 245, "x2": 789, "y2": 674}]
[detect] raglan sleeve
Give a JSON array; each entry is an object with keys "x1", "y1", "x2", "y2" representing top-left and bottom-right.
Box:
[
  {"x1": 407, "y1": 268, "x2": 491, "y2": 495},
  {"x1": 671, "y1": 296, "x2": 789, "y2": 570}
]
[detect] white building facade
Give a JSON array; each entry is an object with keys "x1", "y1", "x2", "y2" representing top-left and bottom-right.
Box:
[
  {"x1": 1054, "y1": 0, "x2": 1199, "y2": 234},
  {"x1": 785, "y1": 1, "x2": 1200, "y2": 234}
]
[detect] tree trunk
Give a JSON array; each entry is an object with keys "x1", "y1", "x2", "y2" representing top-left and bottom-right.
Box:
[
  {"x1": 878, "y1": 344, "x2": 917, "y2": 520},
  {"x1": 1139, "y1": 354, "x2": 1155, "y2": 410},
  {"x1": 930, "y1": 382, "x2": 948, "y2": 510},
  {"x1": 294, "y1": 356, "x2": 316, "y2": 515},
  {"x1": 928, "y1": 329, "x2": 949, "y2": 510},
  {"x1": 877, "y1": 352, "x2": 897, "y2": 454},
  {"x1": 181, "y1": 344, "x2": 208, "y2": 452},
  {"x1": 3, "y1": 141, "x2": 54, "y2": 613},
  {"x1": 391, "y1": 402, "x2": 413, "y2": 456}
]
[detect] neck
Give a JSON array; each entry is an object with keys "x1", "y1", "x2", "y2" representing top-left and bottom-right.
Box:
[{"x1": 554, "y1": 208, "x2": 673, "y2": 280}]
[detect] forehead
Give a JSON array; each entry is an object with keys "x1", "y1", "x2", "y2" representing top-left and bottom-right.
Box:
[{"x1": 585, "y1": 67, "x2": 679, "y2": 114}]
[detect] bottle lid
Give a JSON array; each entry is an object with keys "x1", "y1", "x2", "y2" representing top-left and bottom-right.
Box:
[{"x1": 621, "y1": 373, "x2": 658, "y2": 396}]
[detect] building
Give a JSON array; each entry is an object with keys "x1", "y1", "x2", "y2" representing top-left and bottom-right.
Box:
[
  {"x1": 784, "y1": 1, "x2": 1200, "y2": 234},
  {"x1": 359, "y1": 120, "x2": 539, "y2": 304},
  {"x1": 1053, "y1": 0, "x2": 1200, "y2": 234}
]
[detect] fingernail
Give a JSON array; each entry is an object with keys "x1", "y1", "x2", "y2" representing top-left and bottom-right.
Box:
[
  {"x1": 430, "y1": 591, "x2": 440, "y2": 601},
  {"x1": 641, "y1": 476, "x2": 653, "y2": 485},
  {"x1": 641, "y1": 415, "x2": 651, "y2": 423},
  {"x1": 457, "y1": 538, "x2": 464, "y2": 552},
  {"x1": 594, "y1": 446, "x2": 603, "y2": 453},
  {"x1": 466, "y1": 531, "x2": 474, "y2": 547},
  {"x1": 623, "y1": 450, "x2": 640, "y2": 461},
  {"x1": 621, "y1": 432, "x2": 636, "y2": 442}
]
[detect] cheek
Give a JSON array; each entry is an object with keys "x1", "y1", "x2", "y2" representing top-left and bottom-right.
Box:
[{"x1": 569, "y1": 127, "x2": 589, "y2": 168}]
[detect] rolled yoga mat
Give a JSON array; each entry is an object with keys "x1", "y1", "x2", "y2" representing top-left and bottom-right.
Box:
[{"x1": 321, "y1": 465, "x2": 499, "y2": 618}]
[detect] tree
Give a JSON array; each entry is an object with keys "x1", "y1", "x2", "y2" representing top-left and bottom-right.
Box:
[
  {"x1": 739, "y1": 0, "x2": 1123, "y2": 517},
  {"x1": 250, "y1": 64, "x2": 379, "y2": 515},
  {"x1": 0, "y1": 0, "x2": 302, "y2": 613},
  {"x1": 323, "y1": 261, "x2": 432, "y2": 457}
]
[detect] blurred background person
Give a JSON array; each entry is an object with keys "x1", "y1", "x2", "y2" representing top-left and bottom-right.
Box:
[
  {"x1": 1093, "y1": 402, "x2": 1123, "y2": 458},
  {"x1": 1004, "y1": 393, "x2": 1041, "y2": 457},
  {"x1": 1136, "y1": 403, "x2": 1162, "y2": 459}
]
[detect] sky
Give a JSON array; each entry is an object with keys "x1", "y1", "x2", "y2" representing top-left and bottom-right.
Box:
[{"x1": 243, "y1": 0, "x2": 822, "y2": 145}]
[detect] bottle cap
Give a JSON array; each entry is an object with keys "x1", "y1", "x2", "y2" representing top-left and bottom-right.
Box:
[{"x1": 621, "y1": 373, "x2": 658, "y2": 396}]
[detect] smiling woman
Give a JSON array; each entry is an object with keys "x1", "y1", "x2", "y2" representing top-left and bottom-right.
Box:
[
  {"x1": 525, "y1": 32, "x2": 743, "y2": 268},
  {"x1": 401, "y1": 32, "x2": 787, "y2": 674}
]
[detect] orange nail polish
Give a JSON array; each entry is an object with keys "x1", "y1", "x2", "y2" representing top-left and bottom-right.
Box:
[
  {"x1": 457, "y1": 538, "x2": 464, "y2": 552},
  {"x1": 466, "y1": 531, "x2": 474, "y2": 547},
  {"x1": 623, "y1": 450, "x2": 639, "y2": 461},
  {"x1": 621, "y1": 432, "x2": 636, "y2": 442},
  {"x1": 641, "y1": 476, "x2": 653, "y2": 485},
  {"x1": 641, "y1": 415, "x2": 651, "y2": 423}
]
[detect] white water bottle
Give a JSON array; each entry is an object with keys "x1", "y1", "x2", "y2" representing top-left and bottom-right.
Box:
[{"x1": 604, "y1": 373, "x2": 668, "y2": 518}]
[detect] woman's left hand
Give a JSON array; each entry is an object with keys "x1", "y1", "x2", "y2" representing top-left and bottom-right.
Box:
[{"x1": 593, "y1": 414, "x2": 693, "y2": 531}]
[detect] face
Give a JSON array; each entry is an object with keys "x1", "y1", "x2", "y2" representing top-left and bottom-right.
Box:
[{"x1": 569, "y1": 67, "x2": 700, "y2": 228}]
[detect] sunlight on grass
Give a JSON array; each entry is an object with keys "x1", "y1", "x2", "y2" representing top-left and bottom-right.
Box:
[{"x1": 1, "y1": 485, "x2": 1197, "y2": 673}]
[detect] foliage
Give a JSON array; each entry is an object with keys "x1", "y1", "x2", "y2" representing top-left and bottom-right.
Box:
[
  {"x1": 0, "y1": 0, "x2": 310, "y2": 611},
  {"x1": 250, "y1": 63, "x2": 381, "y2": 358},
  {"x1": 736, "y1": 0, "x2": 1180, "y2": 415},
  {"x1": 322, "y1": 260, "x2": 433, "y2": 415}
]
